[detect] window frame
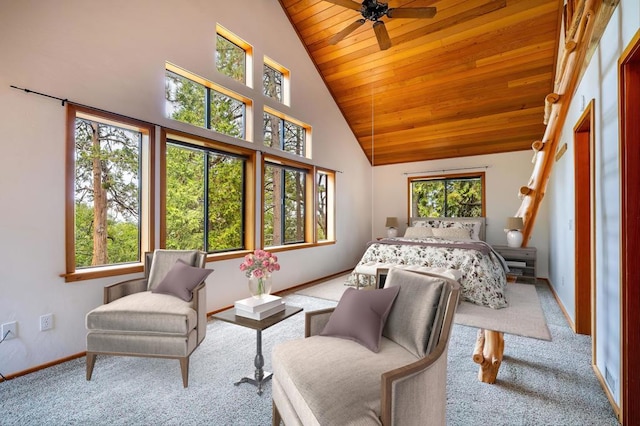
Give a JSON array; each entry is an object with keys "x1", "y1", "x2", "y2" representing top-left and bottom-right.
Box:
[
  {"x1": 215, "y1": 24, "x2": 253, "y2": 88},
  {"x1": 407, "y1": 172, "x2": 486, "y2": 219},
  {"x1": 160, "y1": 129, "x2": 256, "y2": 260},
  {"x1": 263, "y1": 56, "x2": 290, "y2": 105},
  {"x1": 64, "y1": 104, "x2": 155, "y2": 282},
  {"x1": 165, "y1": 62, "x2": 253, "y2": 142},
  {"x1": 261, "y1": 154, "x2": 315, "y2": 250},
  {"x1": 315, "y1": 168, "x2": 336, "y2": 243},
  {"x1": 263, "y1": 106, "x2": 311, "y2": 159}
]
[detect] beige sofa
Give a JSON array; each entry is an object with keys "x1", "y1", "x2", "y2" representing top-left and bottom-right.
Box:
[{"x1": 271, "y1": 268, "x2": 461, "y2": 425}]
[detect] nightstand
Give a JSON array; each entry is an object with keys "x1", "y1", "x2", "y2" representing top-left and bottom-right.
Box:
[{"x1": 492, "y1": 245, "x2": 537, "y2": 284}]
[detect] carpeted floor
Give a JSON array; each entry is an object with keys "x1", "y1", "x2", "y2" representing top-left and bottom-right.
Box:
[{"x1": 0, "y1": 284, "x2": 618, "y2": 425}]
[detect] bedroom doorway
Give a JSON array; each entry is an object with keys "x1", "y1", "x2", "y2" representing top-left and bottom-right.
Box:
[
  {"x1": 573, "y1": 100, "x2": 595, "y2": 336},
  {"x1": 620, "y1": 30, "x2": 640, "y2": 426}
]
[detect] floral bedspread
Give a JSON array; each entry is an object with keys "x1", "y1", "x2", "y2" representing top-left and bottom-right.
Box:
[{"x1": 347, "y1": 237, "x2": 508, "y2": 309}]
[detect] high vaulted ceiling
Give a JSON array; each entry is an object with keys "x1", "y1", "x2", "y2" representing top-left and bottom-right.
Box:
[{"x1": 279, "y1": 0, "x2": 563, "y2": 166}]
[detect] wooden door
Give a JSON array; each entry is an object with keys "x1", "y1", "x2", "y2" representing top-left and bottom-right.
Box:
[
  {"x1": 619, "y1": 30, "x2": 640, "y2": 426},
  {"x1": 573, "y1": 100, "x2": 595, "y2": 336}
]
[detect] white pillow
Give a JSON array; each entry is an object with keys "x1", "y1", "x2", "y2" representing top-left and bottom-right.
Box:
[
  {"x1": 432, "y1": 227, "x2": 471, "y2": 240},
  {"x1": 403, "y1": 226, "x2": 434, "y2": 239},
  {"x1": 439, "y1": 220, "x2": 483, "y2": 241}
]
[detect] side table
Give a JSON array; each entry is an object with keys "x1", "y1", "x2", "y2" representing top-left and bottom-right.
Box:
[{"x1": 211, "y1": 304, "x2": 303, "y2": 395}]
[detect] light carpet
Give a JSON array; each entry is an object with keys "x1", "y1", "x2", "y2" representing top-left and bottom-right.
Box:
[
  {"x1": 296, "y1": 273, "x2": 551, "y2": 340},
  {"x1": 0, "y1": 289, "x2": 618, "y2": 425}
]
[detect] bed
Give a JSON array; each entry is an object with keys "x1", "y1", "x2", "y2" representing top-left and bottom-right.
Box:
[{"x1": 346, "y1": 217, "x2": 509, "y2": 309}]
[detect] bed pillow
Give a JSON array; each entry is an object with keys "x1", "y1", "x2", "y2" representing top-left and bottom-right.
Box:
[
  {"x1": 321, "y1": 286, "x2": 400, "y2": 352},
  {"x1": 152, "y1": 259, "x2": 213, "y2": 301},
  {"x1": 403, "y1": 226, "x2": 434, "y2": 239},
  {"x1": 412, "y1": 219, "x2": 441, "y2": 228},
  {"x1": 432, "y1": 227, "x2": 472, "y2": 240},
  {"x1": 382, "y1": 268, "x2": 446, "y2": 357},
  {"x1": 439, "y1": 219, "x2": 483, "y2": 240}
]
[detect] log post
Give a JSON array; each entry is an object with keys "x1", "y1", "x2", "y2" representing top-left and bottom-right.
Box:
[{"x1": 472, "y1": 329, "x2": 505, "y2": 384}]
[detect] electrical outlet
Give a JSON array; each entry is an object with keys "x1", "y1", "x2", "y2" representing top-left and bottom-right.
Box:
[
  {"x1": 40, "y1": 314, "x2": 53, "y2": 331},
  {"x1": 1, "y1": 321, "x2": 17, "y2": 340}
]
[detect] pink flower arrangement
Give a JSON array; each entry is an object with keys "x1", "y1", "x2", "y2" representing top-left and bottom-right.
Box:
[{"x1": 239, "y1": 249, "x2": 280, "y2": 278}]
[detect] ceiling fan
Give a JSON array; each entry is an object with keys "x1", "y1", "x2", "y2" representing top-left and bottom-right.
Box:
[{"x1": 325, "y1": 0, "x2": 437, "y2": 50}]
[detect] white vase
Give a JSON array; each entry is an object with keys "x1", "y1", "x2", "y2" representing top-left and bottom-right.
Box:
[
  {"x1": 248, "y1": 273, "x2": 272, "y2": 299},
  {"x1": 506, "y1": 230, "x2": 523, "y2": 247}
]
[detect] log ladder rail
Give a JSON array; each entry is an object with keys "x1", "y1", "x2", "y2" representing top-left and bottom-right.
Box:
[{"x1": 474, "y1": 0, "x2": 617, "y2": 384}]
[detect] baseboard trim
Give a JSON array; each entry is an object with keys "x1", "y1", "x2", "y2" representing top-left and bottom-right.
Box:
[
  {"x1": 543, "y1": 277, "x2": 577, "y2": 331},
  {"x1": 0, "y1": 352, "x2": 86, "y2": 382}
]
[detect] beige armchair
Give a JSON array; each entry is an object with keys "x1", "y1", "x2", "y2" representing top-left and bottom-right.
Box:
[
  {"x1": 85, "y1": 250, "x2": 210, "y2": 387},
  {"x1": 272, "y1": 268, "x2": 461, "y2": 425}
]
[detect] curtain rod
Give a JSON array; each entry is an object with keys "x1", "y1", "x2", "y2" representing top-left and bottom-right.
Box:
[
  {"x1": 403, "y1": 165, "x2": 490, "y2": 175},
  {"x1": 10, "y1": 84, "x2": 342, "y2": 173}
]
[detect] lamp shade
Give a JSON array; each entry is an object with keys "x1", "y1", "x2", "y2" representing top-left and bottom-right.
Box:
[
  {"x1": 385, "y1": 217, "x2": 399, "y2": 228},
  {"x1": 506, "y1": 217, "x2": 524, "y2": 230}
]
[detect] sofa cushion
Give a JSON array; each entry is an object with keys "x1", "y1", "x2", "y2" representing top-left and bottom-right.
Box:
[
  {"x1": 320, "y1": 286, "x2": 399, "y2": 352},
  {"x1": 152, "y1": 259, "x2": 213, "y2": 301},
  {"x1": 86, "y1": 291, "x2": 197, "y2": 335},
  {"x1": 382, "y1": 268, "x2": 446, "y2": 357},
  {"x1": 272, "y1": 335, "x2": 417, "y2": 425},
  {"x1": 147, "y1": 249, "x2": 199, "y2": 291}
]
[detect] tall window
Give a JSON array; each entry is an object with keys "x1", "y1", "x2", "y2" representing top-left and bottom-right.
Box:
[
  {"x1": 165, "y1": 140, "x2": 248, "y2": 253},
  {"x1": 263, "y1": 160, "x2": 311, "y2": 246},
  {"x1": 263, "y1": 57, "x2": 289, "y2": 104},
  {"x1": 165, "y1": 65, "x2": 249, "y2": 140},
  {"x1": 65, "y1": 105, "x2": 153, "y2": 280},
  {"x1": 409, "y1": 173, "x2": 485, "y2": 218},
  {"x1": 316, "y1": 170, "x2": 335, "y2": 242},
  {"x1": 263, "y1": 107, "x2": 310, "y2": 158}
]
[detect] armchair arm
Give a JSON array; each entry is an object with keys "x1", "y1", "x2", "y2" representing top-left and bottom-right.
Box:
[
  {"x1": 193, "y1": 282, "x2": 207, "y2": 345},
  {"x1": 380, "y1": 348, "x2": 449, "y2": 425},
  {"x1": 103, "y1": 278, "x2": 148, "y2": 304},
  {"x1": 304, "y1": 308, "x2": 335, "y2": 337}
]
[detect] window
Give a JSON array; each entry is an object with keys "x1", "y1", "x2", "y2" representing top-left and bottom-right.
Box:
[
  {"x1": 263, "y1": 57, "x2": 290, "y2": 104},
  {"x1": 263, "y1": 107, "x2": 310, "y2": 158},
  {"x1": 216, "y1": 24, "x2": 253, "y2": 87},
  {"x1": 163, "y1": 133, "x2": 255, "y2": 253},
  {"x1": 65, "y1": 104, "x2": 153, "y2": 280},
  {"x1": 316, "y1": 169, "x2": 335, "y2": 242},
  {"x1": 263, "y1": 157, "x2": 314, "y2": 247},
  {"x1": 165, "y1": 64, "x2": 251, "y2": 140},
  {"x1": 408, "y1": 173, "x2": 485, "y2": 218}
]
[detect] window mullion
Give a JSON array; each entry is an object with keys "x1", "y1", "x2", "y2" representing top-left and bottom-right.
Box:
[{"x1": 203, "y1": 152, "x2": 210, "y2": 252}]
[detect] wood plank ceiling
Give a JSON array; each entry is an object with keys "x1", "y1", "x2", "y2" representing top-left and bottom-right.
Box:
[{"x1": 279, "y1": 0, "x2": 564, "y2": 166}]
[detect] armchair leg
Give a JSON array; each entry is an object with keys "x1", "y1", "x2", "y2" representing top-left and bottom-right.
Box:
[
  {"x1": 272, "y1": 401, "x2": 282, "y2": 426},
  {"x1": 86, "y1": 352, "x2": 97, "y2": 381},
  {"x1": 180, "y1": 357, "x2": 189, "y2": 388}
]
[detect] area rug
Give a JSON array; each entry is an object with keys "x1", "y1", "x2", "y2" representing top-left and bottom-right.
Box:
[{"x1": 296, "y1": 273, "x2": 551, "y2": 340}]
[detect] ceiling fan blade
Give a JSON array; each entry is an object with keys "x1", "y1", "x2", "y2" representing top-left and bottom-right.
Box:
[
  {"x1": 373, "y1": 21, "x2": 391, "y2": 50},
  {"x1": 387, "y1": 7, "x2": 437, "y2": 19},
  {"x1": 323, "y1": 0, "x2": 362, "y2": 11},
  {"x1": 329, "y1": 19, "x2": 366, "y2": 45}
]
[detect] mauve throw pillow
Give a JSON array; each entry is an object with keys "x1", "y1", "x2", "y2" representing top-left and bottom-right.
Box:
[
  {"x1": 320, "y1": 286, "x2": 400, "y2": 352},
  {"x1": 152, "y1": 259, "x2": 213, "y2": 302}
]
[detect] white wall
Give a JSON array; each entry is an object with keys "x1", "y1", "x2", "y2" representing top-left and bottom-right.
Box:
[
  {"x1": 372, "y1": 151, "x2": 550, "y2": 278},
  {"x1": 547, "y1": 0, "x2": 640, "y2": 405},
  {"x1": 0, "y1": 0, "x2": 372, "y2": 376}
]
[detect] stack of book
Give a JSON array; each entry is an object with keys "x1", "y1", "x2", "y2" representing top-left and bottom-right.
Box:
[{"x1": 234, "y1": 294, "x2": 285, "y2": 320}]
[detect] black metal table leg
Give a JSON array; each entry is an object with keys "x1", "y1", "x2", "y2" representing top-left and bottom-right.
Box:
[{"x1": 234, "y1": 329, "x2": 273, "y2": 395}]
